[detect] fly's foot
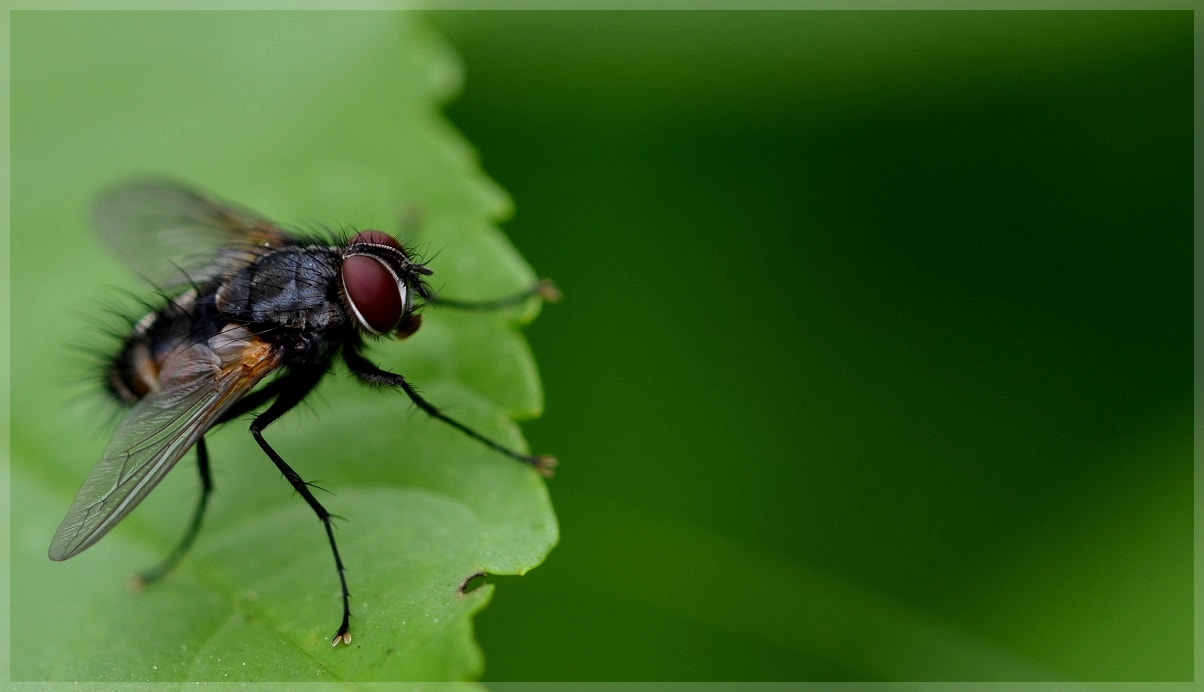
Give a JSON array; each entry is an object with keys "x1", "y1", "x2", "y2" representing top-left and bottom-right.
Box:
[
  {"x1": 535, "y1": 278, "x2": 562, "y2": 303},
  {"x1": 130, "y1": 565, "x2": 169, "y2": 590},
  {"x1": 530, "y1": 454, "x2": 558, "y2": 478}
]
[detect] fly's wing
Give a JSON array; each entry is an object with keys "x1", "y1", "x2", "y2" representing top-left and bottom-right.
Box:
[
  {"x1": 93, "y1": 180, "x2": 295, "y2": 288},
  {"x1": 48, "y1": 325, "x2": 284, "y2": 561}
]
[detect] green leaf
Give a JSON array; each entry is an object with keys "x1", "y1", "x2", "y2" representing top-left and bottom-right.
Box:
[{"x1": 10, "y1": 11, "x2": 557, "y2": 682}]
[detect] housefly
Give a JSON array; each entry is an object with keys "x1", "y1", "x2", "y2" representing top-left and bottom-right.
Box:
[{"x1": 48, "y1": 180, "x2": 557, "y2": 646}]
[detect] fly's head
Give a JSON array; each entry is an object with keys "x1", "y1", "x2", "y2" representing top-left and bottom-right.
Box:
[{"x1": 340, "y1": 230, "x2": 433, "y2": 339}]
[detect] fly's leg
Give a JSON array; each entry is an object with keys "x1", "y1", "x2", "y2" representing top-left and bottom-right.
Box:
[
  {"x1": 132, "y1": 437, "x2": 213, "y2": 587},
  {"x1": 248, "y1": 369, "x2": 354, "y2": 646},
  {"x1": 343, "y1": 345, "x2": 556, "y2": 477},
  {"x1": 421, "y1": 278, "x2": 560, "y2": 311},
  {"x1": 132, "y1": 379, "x2": 287, "y2": 587}
]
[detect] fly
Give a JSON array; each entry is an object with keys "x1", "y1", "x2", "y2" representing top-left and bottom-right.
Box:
[{"x1": 48, "y1": 180, "x2": 557, "y2": 646}]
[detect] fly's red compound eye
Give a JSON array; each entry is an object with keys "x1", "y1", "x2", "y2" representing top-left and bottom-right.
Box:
[
  {"x1": 348, "y1": 230, "x2": 399, "y2": 249},
  {"x1": 343, "y1": 231, "x2": 407, "y2": 334}
]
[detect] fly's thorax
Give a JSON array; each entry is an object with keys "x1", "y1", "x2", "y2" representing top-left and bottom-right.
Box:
[{"x1": 215, "y1": 246, "x2": 350, "y2": 334}]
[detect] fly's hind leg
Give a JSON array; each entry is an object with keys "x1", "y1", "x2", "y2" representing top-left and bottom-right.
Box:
[
  {"x1": 132, "y1": 378, "x2": 287, "y2": 587},
  {"x1": 132, "y1": 437, "x2": 213, "y2": 587}
]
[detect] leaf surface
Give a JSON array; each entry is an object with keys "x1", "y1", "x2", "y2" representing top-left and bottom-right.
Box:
[{"x1": 10, "y1": 11, "x2": 556, "y2": 682}]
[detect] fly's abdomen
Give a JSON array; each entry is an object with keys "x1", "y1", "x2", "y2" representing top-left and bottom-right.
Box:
[{"x1": 105, "y1": 289, "x2": 204, "y2": 404}]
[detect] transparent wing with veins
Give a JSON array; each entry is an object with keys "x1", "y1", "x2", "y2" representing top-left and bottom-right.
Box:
[
  {"x1": 48, "y1": 326, "x2": 283, "y2": 561},
  {"x1": 93, "y1": 180, "x2": 294, "y2": 289}
]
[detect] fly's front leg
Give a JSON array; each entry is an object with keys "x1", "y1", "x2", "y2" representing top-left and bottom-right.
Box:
[
  {"x1": 420, "y1": 278, "x2": 560, "y2": 311},
  {"x1": 343, "y1": 345, "x2": 557, "y2": 476},
  {"x1": 247, "y1": 368, "x2": 355, "y2": 646}
]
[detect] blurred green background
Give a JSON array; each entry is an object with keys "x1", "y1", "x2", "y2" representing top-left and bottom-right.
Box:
[
  {"x1": 427, "y1": 11, "x2": 1193, "y2": 681},
  {"x1": 9, "y1": 10, "x2": 1193, "y2": 682}
]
